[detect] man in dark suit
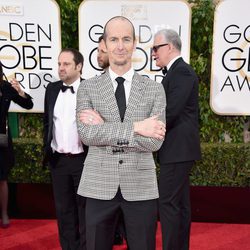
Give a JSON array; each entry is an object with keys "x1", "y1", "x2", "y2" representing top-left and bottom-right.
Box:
[
  {"x1": 76, "y1": 16, "x2": 166, "y2": 250},
  {"x1": 43, "y1": 48, "x2": 88, "y2": 250},
  {"x1": 152, "y1": 29, "x2": 201, "y2": 250}
]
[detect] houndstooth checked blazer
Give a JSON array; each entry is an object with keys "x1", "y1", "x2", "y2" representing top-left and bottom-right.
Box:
[{"x1": 76, "y1": 71, "x2": 166, "y2": 201}]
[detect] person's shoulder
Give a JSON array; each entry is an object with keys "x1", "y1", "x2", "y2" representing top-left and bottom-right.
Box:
[
  {"x1": 46, "y1": 80, "x2": 62, "y2": 89},
  {"x1": 135, "y1": 72, "x2": 162, "y2": 87},
  {"x1": 82, "y1": 75, "x2": 99, "y2": 82},
  {"x1": 175, "y1": 58, "x2": 196, "y2": 75},
  {"x1": 173, "y1": 60, "x2": 198, "y2": 83},
  {"x1": 78, "y1": 75, "x2": 100, "y2": 91},
  {"x1": 81, "y1": 74, "x2": 104, "y2": 85}
]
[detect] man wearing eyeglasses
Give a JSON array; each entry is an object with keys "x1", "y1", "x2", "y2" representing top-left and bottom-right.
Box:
[{"x1": 152, "y1": 29, "x2": 201, "y2": 250}]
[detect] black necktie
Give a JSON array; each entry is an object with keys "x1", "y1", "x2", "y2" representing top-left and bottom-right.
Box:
[
  {"x1": 162, "y1": 66, "x2": 168, "y2": 76},
  {"x1": 61, "y1": 85, "x2": 75, "y2": 94},
  {"x1": 115, "y1": 77, "x2": 126, "y2": 122}
]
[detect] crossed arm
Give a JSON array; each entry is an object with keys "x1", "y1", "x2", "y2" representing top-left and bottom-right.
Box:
[
  {"x1": 79, "y1": 109, "x2": 165, "y2": 140},
  {"x1": 76, "y1": 81, "x2": 166, "y2": 152}
]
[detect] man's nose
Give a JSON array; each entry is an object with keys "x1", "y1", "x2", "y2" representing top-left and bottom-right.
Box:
[
  {"x1": 59, "y1": 65, "x2": 65, "y2": 71},
  {"x1": 117, "y1": 40, "x2": 124, "y2": 49}
]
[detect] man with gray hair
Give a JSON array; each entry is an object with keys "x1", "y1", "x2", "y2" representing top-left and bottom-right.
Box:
[{"x1": 152, "y1": 29, "x2": 201, "y2": 250}]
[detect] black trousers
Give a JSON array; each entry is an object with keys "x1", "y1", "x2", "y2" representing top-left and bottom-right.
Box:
[
  {"x1": 49, "y1": 152, "x2": 86, "y2": 250},
  {"x1": 85, "y1": 188, "x2": 158, "y2": 250},
  {"x1": 159, "y1": 161, "x2": 194, "y2": 250}
]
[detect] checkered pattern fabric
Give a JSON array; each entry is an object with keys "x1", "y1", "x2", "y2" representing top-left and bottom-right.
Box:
[{"x1": 76, "y1": 71, "x2": 166, "y2": 201}]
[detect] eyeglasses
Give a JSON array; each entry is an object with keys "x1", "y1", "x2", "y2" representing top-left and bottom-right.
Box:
[{"x1": 152, "y1": 43, "x2": 169, "y2": 53}]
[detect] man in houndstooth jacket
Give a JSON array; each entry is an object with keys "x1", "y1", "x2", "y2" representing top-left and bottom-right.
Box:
[{"x1": 76, "y1": 16, "x2": 166, "y2": 250}]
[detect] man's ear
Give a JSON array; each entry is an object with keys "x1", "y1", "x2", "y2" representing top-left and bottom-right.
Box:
[
  {"x1": 77, "y1": 63, "x2": 83, "y2": 72},
  {"x1": 133, "y1": 39, "x2": 137, "y2": 51},
  {"x1": 168, "y1": 43, "x2": 174, "y2": 52}
]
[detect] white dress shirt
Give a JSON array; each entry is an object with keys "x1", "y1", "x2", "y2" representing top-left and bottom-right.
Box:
[
  {"x1": 51, "y1": 79, "x2": 83, "y2": 154},
  {"x1": 109, "y1": 67, "x2": 134, "y2": 104}
]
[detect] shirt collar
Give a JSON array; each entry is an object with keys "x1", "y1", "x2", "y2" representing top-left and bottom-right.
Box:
[
  {"x1": 108, "y1": 67, "x2": 134, "y2": 83},
  {"x1": 166, "y1": 55, "x2": 182, "y2": 70},
  {"x1": 63, "y1": 78, "x2": 81, "y2": 92}
]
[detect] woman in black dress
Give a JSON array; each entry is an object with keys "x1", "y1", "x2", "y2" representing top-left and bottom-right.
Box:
[{"x1": 0, "y1": 61, "x2": 33, "y2": 228}]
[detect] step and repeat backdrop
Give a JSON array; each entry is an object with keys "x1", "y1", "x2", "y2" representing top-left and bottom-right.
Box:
[
  {"x1": 78, "y1": 0, "x2": 191, "y2": 81},
  {"x1": 210, "y1": 0, "x2": 250, "y2": 115},
  {"x1": 0, "y1": 0, "x2": 191, "y2": 112},
  {"x1": 0, "y1": 0, "x2": 249, "y2": 115},
  {"x1": 0, "y1": 0, "x2": 61, "y2": 112}
]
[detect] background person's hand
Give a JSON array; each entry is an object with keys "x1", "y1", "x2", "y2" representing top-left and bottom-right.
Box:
[{"x1": 10, "y1": 78, "x2": 25, "y2": 97}]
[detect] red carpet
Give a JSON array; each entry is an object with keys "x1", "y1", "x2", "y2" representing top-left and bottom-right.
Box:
[{"x1": 1, "y1": 220, "x2": 250, "y2": 250}]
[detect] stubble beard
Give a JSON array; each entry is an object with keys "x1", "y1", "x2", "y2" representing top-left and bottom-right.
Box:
[
  {"x1": 59, "y1": 74, "x2": 70, "y2": 83},
  {"x1": 114, "y1": 59, "x2": 128, "y2": 66}
]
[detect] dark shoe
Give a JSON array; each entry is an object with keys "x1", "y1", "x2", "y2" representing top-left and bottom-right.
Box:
[{"x1": 114, "y1": 233, "x2": 123, "y2": 245}]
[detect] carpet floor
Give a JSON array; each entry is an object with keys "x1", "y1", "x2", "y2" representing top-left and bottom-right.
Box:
[{"x1": 1, "y1": 220, "x2": 250, "y2": 250}]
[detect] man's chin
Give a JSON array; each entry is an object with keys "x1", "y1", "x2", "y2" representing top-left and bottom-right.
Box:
[
  {"x1": 59, "y1": 76, "x2": 67, "y2": 82},
  {"x1": 155, "y1": 60, "x2": 162, "y2": 68},
  {"x1": 114, "y1": 60, "x2": 127, "y2": 66}
]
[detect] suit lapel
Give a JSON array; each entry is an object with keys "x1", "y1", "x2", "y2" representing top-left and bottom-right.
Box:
[
  {"x1": 162, "y1": 57, "x2": 183, "y2": 90},
  {"x1": 48, "y1": 81, "x2": 62, "y2": 137},
  {"x1": 168, "y1": 57, "x2": 183, "y2": 75},
  {"x1": 49, "y1": 81, "x2": 62, "y2": 113},
  {"x1": 124, "y1": 72, "x2": 145, "y2": 121},
  {"x1": 97, "y1": 72, "x2": 121, "y2": 122},
  {"x1": 97, "y1": 72, "x2": 146, "y2": 122}
]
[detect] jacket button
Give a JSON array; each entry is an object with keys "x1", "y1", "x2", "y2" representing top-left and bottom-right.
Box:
[{"x1": 119, "y1": 160, "x2": 123, "y2": 164}]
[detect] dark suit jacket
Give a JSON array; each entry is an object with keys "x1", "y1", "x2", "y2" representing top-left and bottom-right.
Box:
[
  {"x1": 0, "y1": 80, "x2": 33, "y2": 172},
  {"x1": 158, "y1": 57, "x2": 201, "y2": 164},
  {"x1": 43, "y1": 80, "x2": 88, "y2": 166}
]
